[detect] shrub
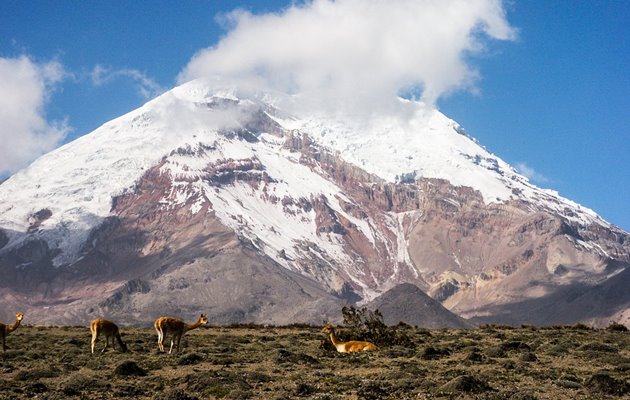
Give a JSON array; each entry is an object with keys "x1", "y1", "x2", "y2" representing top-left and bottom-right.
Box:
[
  {"x1": 543, "y1": 339, "x2": 576, "y2": 356},
  {"x1": 113, "y1": 384, "x2": 147, "y2": 397},
  {"x1": 15, "y1": 368, "x2": 59, "y2": 381},
  {"x1": 357, "y1": 381, "x2": 390, "y2": 400},
  {"x1": 520, "y1": 351, "x2": 538, "y2": 362},
  {"x1": 62, "y1": 375, "x2": 110, "y2": 396},
  {"x1": 606, "y1": 322, "x2": 629, "y2": 332},
  {"x1": 178, "y1": 352, "x2": 204, "y2": 366},
  {"x1": 485, "y1": 346, "x2": 507, "y2": 358},
  {"x1": 419, "y1": 346, "x2": 451, "y2": 360},
  {"x1": 521, "y1": 324, "x2": 538, "y2": 331},
  {"x1": 509, "y1": 392, "x2": 538, "y2": 400},
  {"x1": 616, "y1": 363, "x2": 630, "y2": 372},
  {"x1": 585, "y1": 373, "x2": 630, "y2": 396},
  {"x1": 295, "y1": 382, "x2": 316, "y2": 396},
  {"x1": 24, "y1": 382, "x2": 49, "y2": 394},
  {"x1": 578, "y1": 342, "x2": 618, "y2": 353},
  {"x1": 339, "y1": 306, "x2": 413, "y2": 347},
  {"x1": 501, "y1": 340, "x2": 531, "y2": 352},
  {"x1": 155, "y1": 388, "x2": 199, "y2": 400},
  {"x1": 465, "y1": 349, "x2": 485, "y2": 362},
  {"x1": 438, "y1": 375, "x2": 492, "y2": 394},
  {"x1": 556, "y1": 379, "x2": 582, "y2": 389},
  {"x1": 113, "y1": 360, "x2": 147, "y2": 377},
  {"x1": 276, "y1": 349, "x2": 319, "y2": 365}
]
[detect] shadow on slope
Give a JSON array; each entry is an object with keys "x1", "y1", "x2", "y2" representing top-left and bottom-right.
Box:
[{"x1": 469, "y1": 263, "x2": 630, "y2": 327}]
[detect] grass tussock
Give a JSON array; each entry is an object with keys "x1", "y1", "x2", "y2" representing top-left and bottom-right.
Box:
[{"x1": 0, "y1": 323, "x2": 627, "y2": 399}]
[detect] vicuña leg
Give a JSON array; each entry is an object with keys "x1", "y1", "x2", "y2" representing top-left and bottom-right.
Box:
[{"x1": 154, "y1": 319, "x2": 165, "y2": 352}]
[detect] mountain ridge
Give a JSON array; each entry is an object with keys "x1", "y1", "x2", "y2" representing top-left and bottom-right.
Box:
[{"x1": 0, "y1": 79, "x2": 628, "y2": 327}]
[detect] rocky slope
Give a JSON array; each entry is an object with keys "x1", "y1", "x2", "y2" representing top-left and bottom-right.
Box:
[{"x1": 0, "y1": 79, "x2": 628, "y2": 327}]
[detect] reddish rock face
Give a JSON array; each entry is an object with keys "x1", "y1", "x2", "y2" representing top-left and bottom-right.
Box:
[{"x1": 285, "y1": 133, "x2": 630, "y2": 326}]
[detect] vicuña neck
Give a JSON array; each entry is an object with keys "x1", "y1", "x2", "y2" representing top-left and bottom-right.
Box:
[
  {"x1": 7, "y1": 321, "x2": 21, "y2": 333},
  {"x1": 328, "y1": 331, "x2": 341, "y2": 346},
  {"x1": 185, "y1": 321, "x2": 202, "y2": 332}
]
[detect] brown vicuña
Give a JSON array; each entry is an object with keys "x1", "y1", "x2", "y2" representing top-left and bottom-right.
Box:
[
  {"x1": 90, "y1": 319, "x2": 128, "y2": 354},
  {"x1": 0, "y1": 312, "x2": 23, "y2": 352},
  {"x1": 154, "y1": 313, "x2": 208, "y2": 354},
  {"x1": 322, "y1": 324, "x2": 377, "y2": 353}
]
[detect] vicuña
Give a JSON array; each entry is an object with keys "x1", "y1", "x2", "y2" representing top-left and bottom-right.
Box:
[
  {"x1": 90, "y1": 318, "x2": 128, "y2": 354},
  {"x1": 154, "y1": 313, "x2": 208, "y2": 354},
  {"x1": 322, "y1": 324, "x2": 377, "y2": 353}
]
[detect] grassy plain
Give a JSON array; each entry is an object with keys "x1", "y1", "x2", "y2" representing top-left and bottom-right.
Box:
[{"x1": 0, "y1": 323, "x2": 628, "y2": 399}]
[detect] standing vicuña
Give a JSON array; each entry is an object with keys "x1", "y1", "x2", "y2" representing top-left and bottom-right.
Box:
[
  {"x1": 90, "y1": 319, "x2": 128, "y2": 354},
  {"x1": 322, "y1": 324, "x2": 377, "y2": 353},
  {"x1": 154, "y1": 313, "x2": 208, "y2": 354},
  {"x1": 0, "y1": 312, "x2": 23, "y2": 352}
]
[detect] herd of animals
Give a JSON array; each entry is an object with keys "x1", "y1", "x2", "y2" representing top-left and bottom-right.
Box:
[{"x1": 0, "y1": 312, "x2": 377, "y2": 354}]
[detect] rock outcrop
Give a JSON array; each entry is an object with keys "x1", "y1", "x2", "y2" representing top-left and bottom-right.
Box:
[{"x1": 366, "y1": 283, "x2": 471, "y2": 328}]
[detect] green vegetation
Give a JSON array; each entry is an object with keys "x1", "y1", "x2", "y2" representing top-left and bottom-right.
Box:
[{"x1": 0, "y1": 322, "x2": 628, "y2": 399}]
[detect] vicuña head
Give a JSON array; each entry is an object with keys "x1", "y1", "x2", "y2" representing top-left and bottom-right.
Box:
[
  {"x1": 322, "y1": 323, "x2": 377, "y2": 353},
  {"x1": 154, "y1": 313, "x2": 208, "y2": 354},
  {"x1": 90, "y1": 318, "x2": 128, "y2": 354},
  {"x1": 1, "y1": 312, "x2": 24, "y2": 352}
]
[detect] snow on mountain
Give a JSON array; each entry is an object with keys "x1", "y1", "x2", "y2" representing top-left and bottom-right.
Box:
[
  {"x1": 158, "y1": 129, "x2": 383, "y2": 295},
  {"x1": 0, "y1": 78, "x2": 611, "y2": 270},
  {"x1": 274, "y1": 101, "x2": 605, "y2": 228}
]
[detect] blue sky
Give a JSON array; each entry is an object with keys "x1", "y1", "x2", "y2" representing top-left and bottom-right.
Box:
[{"x1": 1, "y1": 1, "x2": 628, "y2": 231}]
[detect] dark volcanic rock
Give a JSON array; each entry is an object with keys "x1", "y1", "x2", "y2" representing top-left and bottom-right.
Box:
[{"x1": 366, "y1": 283, "x2": 471, "y2": 328}]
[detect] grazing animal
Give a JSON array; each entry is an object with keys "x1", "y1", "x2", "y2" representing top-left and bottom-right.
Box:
[
  {"x1": 90, "y1": 319, "x2": 127, "y2": 354},
  {"x1": 322, "y1": 324, "x2": 377, "y2": 353},
  {"x1": 154, "y1": 313, "x2": 208, "y2": 354},
  {"x1": 0, "y1": 312, "x2": 23, "y2": 352}
]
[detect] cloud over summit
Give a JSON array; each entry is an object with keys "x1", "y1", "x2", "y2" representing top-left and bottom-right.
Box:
[{"x1": 179, "y1": 0, "x2": 515, "y2": 112}]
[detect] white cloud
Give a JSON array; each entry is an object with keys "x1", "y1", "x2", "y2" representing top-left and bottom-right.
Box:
[
  {"x1": 515, "y1": 162, "x2": 550, "y2": 184},
  {"x1": 90, "y1": 65, "x2": 164, "y2": 99},
  {"x1": 179, "y1": 0, "x2": 515, "y2": 114},
  {"x1": 0, "y1": 55, "x2": 71, "y2": 176}
]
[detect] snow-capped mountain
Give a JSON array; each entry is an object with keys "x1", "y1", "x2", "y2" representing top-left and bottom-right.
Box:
[{"x1": 0, "y1": 79, "x2": 628, "y2": 327}]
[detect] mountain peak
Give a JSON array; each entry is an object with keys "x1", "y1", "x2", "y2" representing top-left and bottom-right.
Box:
[{"x1": 0, "y1": 79, "x2": 628, "y2": 327}]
